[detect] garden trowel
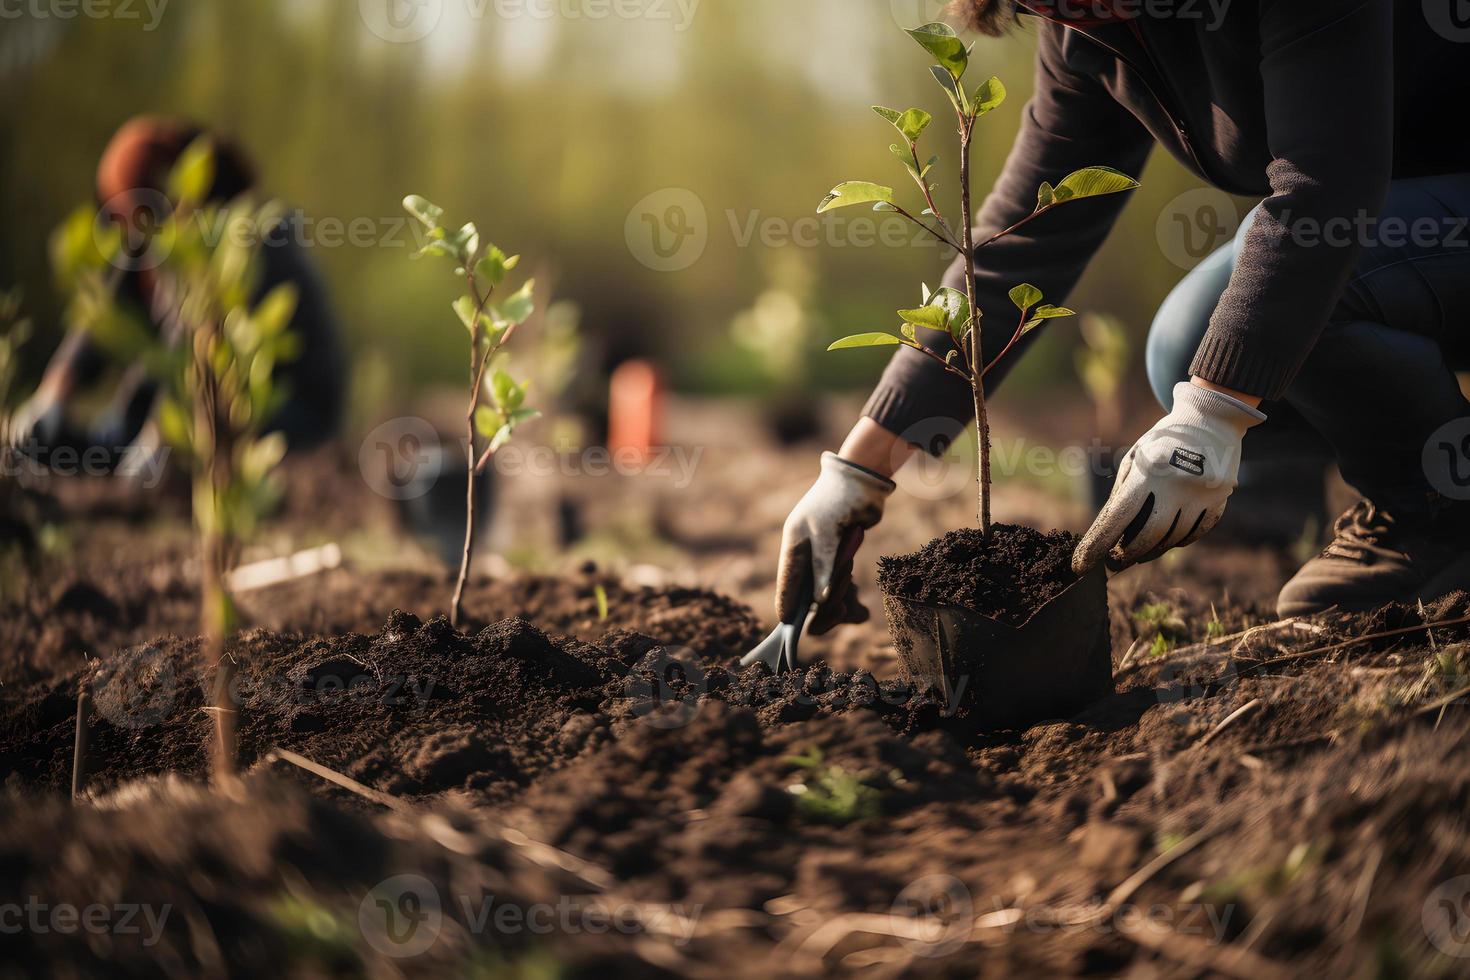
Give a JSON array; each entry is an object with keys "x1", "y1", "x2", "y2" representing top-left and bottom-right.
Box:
[{"x1": 739, "y1": 528, "x2": 862, "y2": 673}]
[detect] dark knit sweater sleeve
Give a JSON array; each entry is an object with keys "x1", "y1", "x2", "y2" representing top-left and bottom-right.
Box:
[{"x1": 1189, "y1": 0, "x2": 1394, "y2": 400}]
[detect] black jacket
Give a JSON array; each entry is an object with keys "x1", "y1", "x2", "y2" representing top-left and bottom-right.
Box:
[{"x1": 864, "y1": 0, "x2": 1470, "y2": 436}]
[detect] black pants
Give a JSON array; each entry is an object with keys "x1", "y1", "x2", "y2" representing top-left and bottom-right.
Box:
[{"x1": 1148, "y1": 174, "x2": 1470, "y2": 510}]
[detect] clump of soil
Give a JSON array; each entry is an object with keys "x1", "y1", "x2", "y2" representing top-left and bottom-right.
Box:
[{"x1": 878, "y1": 524, "x2": 1079, "y2": 625}]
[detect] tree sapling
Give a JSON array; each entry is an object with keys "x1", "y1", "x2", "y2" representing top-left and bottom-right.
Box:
[
  {"x1": 402, "y1": 195, "x2": 538, "y2": 628},
  {"x1": 52, "y1": 138, "x2": 300, "y2": 778},
  {"x1": 823, "y1": 22, "x2": 1139, "y2": 538}
]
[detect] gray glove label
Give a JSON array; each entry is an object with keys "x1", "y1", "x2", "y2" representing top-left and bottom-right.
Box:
[{"x1": 1169, "y1": 448, "x2": 1206, "y2": 477}]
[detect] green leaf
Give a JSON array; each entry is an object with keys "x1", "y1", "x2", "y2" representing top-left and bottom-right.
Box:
[
  {"x1": 907, "y1": 22, "x2": 968, "y2": 79},
  {"x1": 491, "y1": 279, "x2": 535, "y2": 329},
  {"x1": 403, "y1": 195, "x2": 444, "y2": 230},
  {"x1": 928, "y1": 286, "x2": 972, "y2": 339},
  {"x1": 1050, "y1": 167, "x2": 1140, "y2": 204},
  {"x1": 474, "y1": 405, "x2": 503, "y2": 439},
  {"x1": 453, "y1": 295, "x2": 481, "y2": 333},
  {"x1": 827, "y1": 333, "x2": 904, "y2": 351},
  {"x1": 491, "y1": 369, "x2": 526, "y2": 412},
  {"x1": 897, "y1": 306, "x2": 950, "y2": 333},
  {"x1": 447, "y1": 222, "x2": 480, "y2": 261},
  {"x1": 490, "y1": 407, "x2": 541, "y2": 452},
  {"x1": 817, "y1": 181, "x2": 895, "y2": 214},
  {"x1": 594, "y1": 584, "x2": 609, "y2": 621},
  {"x1": 167, "y1": 137, "x2": 215, "y2": 207},
  {"x1": 900, "y1": 322, "x2": 917, "y2": 341},
  {"x1": 973, "y1": 75, "x2": 1006, "y2": 115},
  {"x1": 157, "y1": 396, "x2": 191, "y2": 451},
  {"x1": 873, "y1": 106, "x2": 932, "y2": 142},
  {"x1": 872, "y1": 106, "x2": 903, "y2": 127},
  {"x1": 252, "y1": 284, "x2": 298, "y2": 338},
  {"x1": 474, "y1": 246, "x2": 512, "y2": 286},
  {"x1": 414, "y1": 241, "x2": 453, "y2": 260},
  {"x1": 240, "y1": 432, "x2": 288, "y2": 484},
  {"x1": 1036, "y1": 181, "x2": 1055, "y2": 209},
  {"x1": 898, "y1": 108, "x2": 933, "y2": 141},
  {"x1": 1031, "y1": 304, "x2": 1076, "y2": 319},
  {"x1": 1008, "y1": 283, "x2": 1042, "y2": 311},
  {"x1": 929, "y1": 66, "x2": 964, "y2": 113}
]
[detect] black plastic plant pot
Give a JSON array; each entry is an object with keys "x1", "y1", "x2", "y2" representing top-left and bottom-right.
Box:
[{"x1": 880, "y1": 564, "x2": 1113, "y2": 731}]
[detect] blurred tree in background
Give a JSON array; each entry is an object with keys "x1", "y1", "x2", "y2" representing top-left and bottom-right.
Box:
[{"x1": 0, "y1": 0, "x2": 1242, "y2": 417}]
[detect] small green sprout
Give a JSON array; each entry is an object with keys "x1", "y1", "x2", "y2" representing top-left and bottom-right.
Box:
[
  {"x1": 1205, "y1": 603, "x2": 1226, "y2": 641},
  {"x1": 402, "y1": 195, "x2": 539, "y2": 628},
  {"x1": 822, "y1": 22, "x2": 1139, "y2": 537},
  {"x1": 784, "y1": 746, "x2": 891, "y2": 826},
  {"x1": 594, "y1": 583, "x2": 609, "y2": 621}
]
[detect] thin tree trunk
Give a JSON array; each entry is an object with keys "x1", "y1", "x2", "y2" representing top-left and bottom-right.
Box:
[
  {"x1": 958, "y1": 125, "x2": 990, "y2": 538},
  {"x1": 451, "y1": 418, "x2": 476, "y2": 628},
  {"x1": 203, "y1": 526, "x2": 236, "y2": 781}
]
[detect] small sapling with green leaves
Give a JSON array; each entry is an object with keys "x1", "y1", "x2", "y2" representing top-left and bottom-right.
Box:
[
  {"x1": 402, "y1": 195, "x2": 539, "y2": 628},
  {"x1": 823, "y1": 22, "x2": 1139, "y2": 538},
  {"x1": 52, "y1": 138, "x2": 299, "y2": 778}
]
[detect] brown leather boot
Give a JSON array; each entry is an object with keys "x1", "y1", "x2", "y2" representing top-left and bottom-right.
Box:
[{"x1": 1277, "y1": 497, "x2": 1470, "y2": 618}]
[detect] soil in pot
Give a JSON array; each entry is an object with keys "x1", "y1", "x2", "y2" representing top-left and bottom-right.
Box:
[
  {"x1": 877, "y1": 524, "x2": 1113, "y2": 731},
  {"x1": 877, "y1": 524, "x2": 1080, "y2": 626}
]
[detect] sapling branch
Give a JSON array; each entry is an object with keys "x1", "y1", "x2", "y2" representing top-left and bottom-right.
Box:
[
  {"x1": 403, "y1": 195, "x2": 539, "y2": 629},
  {"x1": 822, "y1": 21, "x2": 1139, "y2": 544}
]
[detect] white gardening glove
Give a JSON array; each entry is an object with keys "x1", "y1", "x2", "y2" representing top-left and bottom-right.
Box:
[
  {"x1": 6, "y1": 395, "x2": 67, "y2": 455},
  {"x1": 775, "y1": 451, "x2": 895, "y2": 634},
  {"x1": 1073, "y1": 381, "x2": 1266, "y2": 574}
]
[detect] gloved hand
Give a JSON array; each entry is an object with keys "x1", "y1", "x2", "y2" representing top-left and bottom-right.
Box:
[
  {"x1": 776, "y1": 451, "x2": 895, "y2": 635},
  {"x1": 6, "y1": 395, "x2": 69, "y2": 457},
  {"x1": 1073, "y1": 381, "x2": 1266, "y2": 574}
]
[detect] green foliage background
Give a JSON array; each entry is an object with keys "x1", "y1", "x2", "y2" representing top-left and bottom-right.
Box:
[{"x1": 0, "y1": 1, "x2": 1223, "y2": 404}]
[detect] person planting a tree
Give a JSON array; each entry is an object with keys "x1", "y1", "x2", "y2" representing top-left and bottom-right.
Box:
[
  {"x1": 9, "y1": 116, "x2": 346, "y2": 471},
  {"x1": 776, "y1": 0, "x2": 1470, "y2": 634}
]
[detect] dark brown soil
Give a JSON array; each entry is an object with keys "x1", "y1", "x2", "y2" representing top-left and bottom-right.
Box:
[
  {"x1": 10, "y1": 449, "x2": 1470, "y2": 976},
  {"x1": 878, "y1": 524, "x2": 1080, "y2": 626}
]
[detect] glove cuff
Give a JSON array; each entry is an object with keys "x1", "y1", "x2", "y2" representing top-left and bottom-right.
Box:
[
  {"x1": 822, "y1": 451, "x2": 896, "y2": 496},
  {"x1": 1170, "y1": 382, "x2": 1267, "y2": 437}
]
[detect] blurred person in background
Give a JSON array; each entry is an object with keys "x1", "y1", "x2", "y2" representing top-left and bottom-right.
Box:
[
  {"x1": 9, "y1": 116, "x2": 345, "y2": 472},
  {"x1": 774, "y1": 0, "x2": 1470, "y2": 630}
]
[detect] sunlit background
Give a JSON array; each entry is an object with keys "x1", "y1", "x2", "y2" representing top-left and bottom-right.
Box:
[{"x1": 0, "y1": 0, "x2": 1240, "y2": 430}]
